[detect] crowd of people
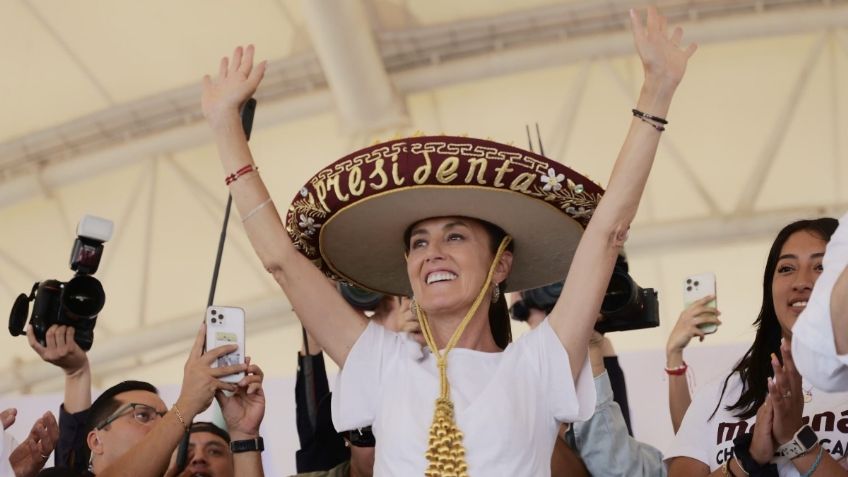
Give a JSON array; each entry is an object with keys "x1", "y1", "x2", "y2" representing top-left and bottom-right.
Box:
[{"x1": 3, "y1": 6, "x2": 848, "y2": 477}]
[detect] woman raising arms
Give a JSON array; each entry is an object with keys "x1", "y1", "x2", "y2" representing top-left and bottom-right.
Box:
[{"x1": 201, "y1": 7, "x2": 695, "y2": 475}]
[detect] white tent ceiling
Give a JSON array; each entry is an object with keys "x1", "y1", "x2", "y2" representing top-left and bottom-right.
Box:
[{"x1": 0, "y1": 0, "x2": 846, "y2": 394}]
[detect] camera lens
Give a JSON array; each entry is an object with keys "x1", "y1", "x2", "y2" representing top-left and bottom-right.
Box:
[
  {"x1": 62, "y1": 275, "x2": 105, "y2": 319},
  {"x1": 211, "y1": 309, "x2": 217, "y2": 316},
  {"x1": 211, "y1": 317, "x2": 217, "y2": 324}
]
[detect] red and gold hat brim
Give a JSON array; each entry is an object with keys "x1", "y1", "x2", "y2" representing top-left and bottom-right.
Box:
[{"x1": 285, "y1": 136, "x2": 603, "y2": 296}]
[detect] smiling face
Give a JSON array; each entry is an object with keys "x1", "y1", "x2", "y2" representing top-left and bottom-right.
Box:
[
  {"x1": 772, "y1": 230, "x2": 827, "y2": 335},
  {"x1": 405, "y1": 217, "x2": 512, "y2": 318}
]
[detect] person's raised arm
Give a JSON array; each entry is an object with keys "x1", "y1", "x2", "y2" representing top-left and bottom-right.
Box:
[
  {"x1": 27, "y1": 325, "x2": 91, "y2": 471},
  {"x1": 548, "y1": 7, "x2": 697, "y2": 378},
  {"x1": 27, "y1": 326, "x2": 91, "y2": 413},
  {"x1": 666, "y1": 297, "x2": 721, "y2": 432},
  {"x1": 98, "y1": 325, "x2": 245, "y2": 477},
  {"x1": 201, "y1": 45, "x2": 366, "y2": 367},
  {"x1": 218, "y1": 357, "x2": 266, "y2": 477}
]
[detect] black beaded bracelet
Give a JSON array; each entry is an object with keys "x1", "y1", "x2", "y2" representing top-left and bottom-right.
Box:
[{"x1": 632, "y1": 108, "x2": 668, "y2": 124}]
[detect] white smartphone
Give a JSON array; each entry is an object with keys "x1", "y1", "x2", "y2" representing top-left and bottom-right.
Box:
[
  {"x1": 683, "y1": 272, "x2": 718, "y2": 335},
  {"x1": 205, "y1": 306, "x2": 246, "y2": 383}
]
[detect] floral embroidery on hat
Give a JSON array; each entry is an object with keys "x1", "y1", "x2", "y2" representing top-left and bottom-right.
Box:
[
  {"x1": 541, "y1": 168, "x2": 565, "y2": 192},
  {"x1": 299, "y1": 214, "x2": 321, "y2": 236}
]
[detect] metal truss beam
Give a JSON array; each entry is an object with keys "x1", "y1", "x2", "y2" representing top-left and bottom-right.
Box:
[
  {"x1": 627, "y1": 203, "x2": 848, "y2": 254},
  {"x1": 0, "y1": 1, "x2": 846, "y2": 209}
]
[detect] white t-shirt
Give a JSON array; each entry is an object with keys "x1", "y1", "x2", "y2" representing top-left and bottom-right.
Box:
[
  {"x1": 332, "y1": 319, "x2": 595, "y2": 477},
  {"x1": 793, "y1": 212, "x2": 848, "y2": 392},
  {"x1": 667, "y1": 371, "x2": 848, "y2": 475}
]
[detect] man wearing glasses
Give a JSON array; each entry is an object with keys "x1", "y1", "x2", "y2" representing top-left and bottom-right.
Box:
[
  {"x1": 30, "y1": 324, "x2": 265, "y2": 477},
  {"x1": 85, "y1": 381, "x2": 168, "y2": 475}
]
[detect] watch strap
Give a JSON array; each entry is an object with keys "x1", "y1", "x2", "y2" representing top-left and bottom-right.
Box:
[
  {"x1": 230, "y1": 436, "x2": 264, "y2": 453},
  {"x1": 776, "y1": 425, "x2": 817, "y2": 459}
]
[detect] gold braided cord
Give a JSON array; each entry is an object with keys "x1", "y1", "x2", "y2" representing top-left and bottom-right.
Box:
[{"x1": 416, "y1": 236, "x2": 512, "y2": 477}]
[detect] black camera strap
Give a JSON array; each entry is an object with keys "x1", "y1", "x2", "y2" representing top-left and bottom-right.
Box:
[{"x1": 175, "y1": 98, "x2": 257, "y2": 473}]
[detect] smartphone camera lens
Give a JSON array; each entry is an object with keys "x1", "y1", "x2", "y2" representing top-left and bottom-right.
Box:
[
  {"x1": 686, "y1": 279, "x2": 692, "y2": 284},
  {"x1": 211, "y1": 309, "x2": 217, "y2": 316},
  {"x1": 211, "y1": 317, "x2": 217, "y2": 324},
  {"x1": 686, "y1": 286, "x2": 692, "y2": 291},
  {"x1": 694, "y1": 281, "x2": 699, "y2": 287}
]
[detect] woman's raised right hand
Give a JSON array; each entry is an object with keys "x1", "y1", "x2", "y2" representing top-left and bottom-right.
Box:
[
  {"x1": 201, "y1": 45, "x2": 266, "y2": 130},
  {"x1": 666, "y1": 295, "x2": 721, "y2": 361}
]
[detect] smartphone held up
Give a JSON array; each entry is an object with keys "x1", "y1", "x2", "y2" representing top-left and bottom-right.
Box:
[
  {"x1": 683, "y1": 272, "x2": 718, "y2": 335},
  {"x1": 205, "y1": 305, "x2": 246, "y2": 383}
]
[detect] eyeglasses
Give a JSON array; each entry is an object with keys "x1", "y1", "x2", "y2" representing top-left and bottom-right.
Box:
[{"x1": 96, "y1": 402, "x2": 166, "y2": 430}]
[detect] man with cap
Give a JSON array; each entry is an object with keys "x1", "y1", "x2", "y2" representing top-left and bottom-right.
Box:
[{"x1": 171, "y1": 422, "x2": 234, "y2": 477}]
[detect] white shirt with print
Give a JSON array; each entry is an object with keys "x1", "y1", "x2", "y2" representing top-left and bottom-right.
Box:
[{"x1": 667, "y1": 371, "x2": 848, "y2": 475}]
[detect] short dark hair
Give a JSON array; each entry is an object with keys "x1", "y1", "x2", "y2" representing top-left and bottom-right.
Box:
[
  {"x1": 191, "y1": 421, "x2": 231, "y2": 444},
  {"x1": 85, "y1": 380, "x2": 159, "y2": 434}
]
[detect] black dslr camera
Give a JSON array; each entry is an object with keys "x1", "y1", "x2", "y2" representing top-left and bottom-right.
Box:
[
  {"x1": 510, "y1": 254, "x2": 659, "y2": 333},
  {"x1": 8, "y1": 215, "x2": 113, "y2": 350}
]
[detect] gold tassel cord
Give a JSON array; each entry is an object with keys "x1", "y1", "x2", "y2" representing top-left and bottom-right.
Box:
[{"x1": 416, "y1": 236, "x2": 512, "y2": 477}]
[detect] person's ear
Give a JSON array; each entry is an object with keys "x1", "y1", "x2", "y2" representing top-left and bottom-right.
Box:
[
  {"x1": 494, "y1": 250, "x2": 513, "y2": 284},
  {"x1": 87, "y1": 429, "x2": 104, "y2": 457}
]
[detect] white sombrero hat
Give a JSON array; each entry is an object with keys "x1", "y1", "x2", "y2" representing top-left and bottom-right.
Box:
[{"x1": 285, "y1": 136, "x2": 603, "y2": 296}]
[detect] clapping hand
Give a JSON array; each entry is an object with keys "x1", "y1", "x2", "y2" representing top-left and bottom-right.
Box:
[
  {"x1": 8, "y1": 411, "x2": 59, "y2": 477},
  {"x1": 768, "y1": 338, "x2": 804, "y2": 446}
]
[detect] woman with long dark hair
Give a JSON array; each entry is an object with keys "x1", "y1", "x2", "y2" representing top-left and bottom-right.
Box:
[{"x1": 667, "y1": 218, "x2": 848, "y2": 477}]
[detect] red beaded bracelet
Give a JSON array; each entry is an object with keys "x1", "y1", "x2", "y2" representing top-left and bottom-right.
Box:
[
  {"x1": 665, "y1": 362, "x2": 688, "y2": 376},
  {"x1": 225, "y1": 164, "x2": 259, "y2": 186}
]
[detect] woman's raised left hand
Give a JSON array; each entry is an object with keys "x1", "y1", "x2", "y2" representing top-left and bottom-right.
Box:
[
  {"x1": 768, "y1": 337, "x2": 804, "y2": 445},
  {"x1": 629, "y1": 7, "x2": 697, "y2": 91}
]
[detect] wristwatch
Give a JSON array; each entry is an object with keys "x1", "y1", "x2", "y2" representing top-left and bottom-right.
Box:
[
  {"x1": 230, "y1": 436, "x2": 264, "y2": 453},
  {"x1": 776, "y1": 425, "x2": 818, "y2": 459}
]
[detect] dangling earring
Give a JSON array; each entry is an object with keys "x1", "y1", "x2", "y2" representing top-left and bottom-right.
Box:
[{"x1": 491, "y1": 283, "x2": 500, "y2": 303}]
